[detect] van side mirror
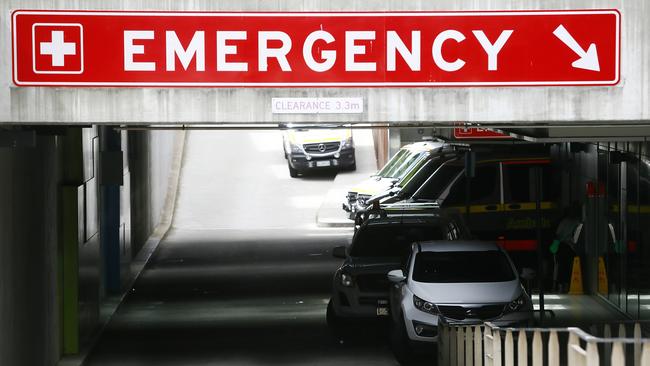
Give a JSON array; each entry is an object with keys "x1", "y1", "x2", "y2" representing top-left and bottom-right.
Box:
[
  {"x1": 520, "y1": 268, "x2": 536, "y2": 281},
  {"x1": 332, "y1": 246, "x2": 347, "y2": 259},
  {"x1": 387, "y1": 269, "x2": 406, "y2": 283}
]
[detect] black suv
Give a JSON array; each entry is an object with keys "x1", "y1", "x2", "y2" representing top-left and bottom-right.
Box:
[{"x1": 327, "y1": 209, "x2": 471, "y2": 326}]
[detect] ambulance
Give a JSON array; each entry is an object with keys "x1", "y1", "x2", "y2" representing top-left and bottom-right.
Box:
[{"x1": 282, "y1": 125, "x2": 356, "y2": 178}]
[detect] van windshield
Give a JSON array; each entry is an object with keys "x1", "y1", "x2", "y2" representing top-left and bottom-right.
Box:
[
  {"x1": 381, "y1": 151, "x2": 426, "y2": 179},
  {"x1": 397, "y1": 155, "x2": 434, "y2": 187},
  {"x1": 413, "y1": 251, "x2": 516, "y2": 283},
  {"x1": 389, "y1": 152, "x2": 428, "y2": 180},
  {"x1": 377, "y1": 149, "x2": 408, "y2": 177},
  {"x1": 413, "y1": 164, "x2": 463, "y2": 201},
  {"x1": 350, "y1": 224, "x2": 444, "y2": 257}
]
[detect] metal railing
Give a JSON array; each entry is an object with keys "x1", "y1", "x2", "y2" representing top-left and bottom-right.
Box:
[{"x1": 438, "y1": 320, "x2": 650, "y2": 366}]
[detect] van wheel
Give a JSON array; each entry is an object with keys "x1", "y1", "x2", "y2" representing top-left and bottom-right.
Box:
[
  {"x1": 288, "y1": 163, "x2": 298, "y2": 178},
  {"x1": 390, "y1": 316, "x2": 417, "y2": 365}
]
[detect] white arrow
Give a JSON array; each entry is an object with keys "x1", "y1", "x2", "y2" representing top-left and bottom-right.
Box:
[{"x1": 553, "y1": 24, "x2": 600, "y2": 72}]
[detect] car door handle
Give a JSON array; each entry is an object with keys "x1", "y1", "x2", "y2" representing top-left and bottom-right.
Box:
[
  {"x1": 484, "y1": 205, "x2": 499, "y2": 211},
  {"x1": 508, "y1": 204, "x2": 521, "y2": 210}
]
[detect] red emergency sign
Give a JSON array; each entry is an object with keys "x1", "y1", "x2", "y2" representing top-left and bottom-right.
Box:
[
  {"x1": 12, "y1": 10, "x2": 620, "y2": 87},
  {"x1": 454, "y1": 127, "x2": 511, "y2": 139}
]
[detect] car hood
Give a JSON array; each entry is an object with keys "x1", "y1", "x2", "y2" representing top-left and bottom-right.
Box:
[
  {"x1": 411, "y1": 279, "x2": 521, "y2": 304},
  {"x1": 349, "y1": 177, "x2": 396, "y2": 196},
  {"x1": 287, "y1": 128, "x2": 351, "y2": 144},
  {"x1": 382, "y1": 200, "x2": 441, "y2": 210}
]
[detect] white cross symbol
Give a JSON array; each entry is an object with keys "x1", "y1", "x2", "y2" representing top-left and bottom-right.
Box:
[{"x1": 39, "y1": 31, "x2": 76, "y2": 67}]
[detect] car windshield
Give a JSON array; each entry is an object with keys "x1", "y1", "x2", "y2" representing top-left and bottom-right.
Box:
[
  {"x1": 413, "y1": 164, "x2": 464, "y2": 201},
  {"x1": 350, "y1": 224, "x2": 444, "y2": 257},
  {"x1": 413, "y1": 251, "x2": 516, "y2": 283}
]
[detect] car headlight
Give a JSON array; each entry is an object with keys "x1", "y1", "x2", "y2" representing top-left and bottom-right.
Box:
[
  {"x1": 342, "y1": 137, "x2": 354, "y2": 149},
  {"x1": 506, "y1": 293, "x2": 529, "y2": 312},
  {"x1": 413, "y1": 295, "x2": 439, "y2": 315},
  {"x1": 356, "y1": 194, "x2": 370, "y2": 207},
  {"x1": 340, "y1": 273, "x2": 354, "y2": 287}
]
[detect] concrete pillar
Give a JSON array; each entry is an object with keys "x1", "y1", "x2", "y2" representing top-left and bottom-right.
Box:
[
  {"x1": 0, "y1": 132, "x2": 64, "y2": 365},
  {"x1": 388, "y1": 127, "x2": 401, "y2": 158},
  {"x1": 99, "y1": 126, "x2": 123, "y2": 294},
  {"x1": 583, "y1": 144, "x2": 605, "y2": 294},
  {"x1": 61, "y1": 127, "x2": 84, "y2": 355}
]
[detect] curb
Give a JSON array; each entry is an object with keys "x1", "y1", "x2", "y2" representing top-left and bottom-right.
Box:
[{"x1": 316, "y1": 217, "x2": 354, "y2": 228}]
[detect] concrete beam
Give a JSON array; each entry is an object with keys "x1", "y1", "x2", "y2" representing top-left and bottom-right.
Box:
[{"x1": 1, "y1": 1, "x2": 648, "y2": 125}]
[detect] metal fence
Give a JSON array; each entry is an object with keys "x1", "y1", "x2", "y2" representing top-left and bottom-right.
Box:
[{"x1": 438, "y1": 321, "x2": 650, "y2": 366}]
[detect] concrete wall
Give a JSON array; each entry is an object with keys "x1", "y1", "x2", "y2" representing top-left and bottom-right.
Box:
[
  {"x1": 148, "y1": 131, "x2": 180, "y2": 229},
  {"x1": 129, "y1": 129, "x2": 180, "y2": 255},
  {"x1": 0, "y1": 134, "x2": 62, "y2": 366},
  {"x1": 0, "y1": 126, "x2": 180, "y2": 365},
  {"x1": 0, "y1": 0, "x2": 648, "y2": 125},
  {"x1": 79, "y1": 126, "x2": 101, "y2": 344}
]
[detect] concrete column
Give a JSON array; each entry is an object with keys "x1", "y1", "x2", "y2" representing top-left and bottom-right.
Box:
[
  {"x1": 388, "y1": 127, "x2": 401, "y2": 158},
  {"x1": 583, "y1": 144, "x2": 603, "y2": 294},
  {"x1": 99, "y1": 126, "x2": 123, "y2": 294},
  {"x1": 61, "y1": 127, "x2": 84, "y2": 355},
  {"x1": 0, "y1": 132, "x2": 64, "y2": 365}
]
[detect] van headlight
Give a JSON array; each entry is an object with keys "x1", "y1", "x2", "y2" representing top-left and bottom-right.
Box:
[
  {"x1": 289, "y1": 142, "x2": 302, "y2": 153},
  {"x1": 413, "y1": 295, "x2": 439, "y2": 315},
  {"x1": 342, "y1": 137, "x2": 354, "y2": 149}
]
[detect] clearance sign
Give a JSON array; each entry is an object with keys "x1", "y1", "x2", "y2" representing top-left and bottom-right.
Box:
[{"x1": 12, "y1": 10, "x2": 620, "y2": 87}]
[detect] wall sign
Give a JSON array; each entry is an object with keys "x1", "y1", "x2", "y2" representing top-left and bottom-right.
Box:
[
  {"x1": 272, "y1": 98, "x2": 363, "y2": 114},
  {"x1": 12, "y1": 10, "x2": 620, "y2": 87}
]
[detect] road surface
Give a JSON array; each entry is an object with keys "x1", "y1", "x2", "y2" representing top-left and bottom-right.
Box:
[{"x1": 85, "y1": 130, "x2": 426, "y2": 365}]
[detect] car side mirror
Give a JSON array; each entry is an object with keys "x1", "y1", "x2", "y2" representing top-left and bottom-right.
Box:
[
  {"x1": 387, "y1": 269, "x2": 406, "y2": 283},
  {"x1": 332, "y1": 246, "x2": 347, "y2": 259},
  {"x1": 520, "y1": 268, "x2": 536, "y2": 281}
]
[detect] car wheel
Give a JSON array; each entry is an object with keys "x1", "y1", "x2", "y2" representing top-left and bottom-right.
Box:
[
  {"x1": 326, "y1": 298, "x2": 348, "y2": 339},
  {"x1": 288, "y1": 162, "x2": 299, "y2": 178},
  {"x1": 390, "y1": 315, "x2": 417, "y2": 365},
  {"x1": 346, "y1": 162, "x2": 357, "y2": 171},
  {"x1": 326, "y1": 299, "x2": 338, "y2": 326}
]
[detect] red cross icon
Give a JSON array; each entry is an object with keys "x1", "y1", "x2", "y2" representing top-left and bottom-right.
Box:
[{"x1": 32, "y1": 23, "x2": 83, "y2": 74}]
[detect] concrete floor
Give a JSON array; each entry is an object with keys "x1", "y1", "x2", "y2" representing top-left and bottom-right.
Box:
[
  {"x1": 85, "y1": 130, "x2": 409, "y2": 365},
  {"x1": 532, "y1": 294, "x2": 628, "y2": 329}
]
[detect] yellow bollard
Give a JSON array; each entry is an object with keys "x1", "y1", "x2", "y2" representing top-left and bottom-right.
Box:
[
  {"x1": 598, "y1": 256, "x2": 609, "y2": 295},
  {"x1": 568, "y1": 256, "x2": 584, "y2": 295}
]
